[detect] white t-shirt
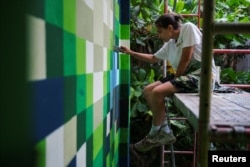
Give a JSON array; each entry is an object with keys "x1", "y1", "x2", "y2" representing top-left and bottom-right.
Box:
[{"x1": 154, "y1": 22, "x2": 216, "y2": 76}]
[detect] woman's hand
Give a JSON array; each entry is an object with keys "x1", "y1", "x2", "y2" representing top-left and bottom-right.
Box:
[{"x1": 120, "y1": 46, "x2": 131, "y2": 54}]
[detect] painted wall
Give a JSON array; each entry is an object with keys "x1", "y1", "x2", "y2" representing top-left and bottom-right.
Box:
[{"x1": 25, "y1": 0, "x2": 130, "y2": 167}]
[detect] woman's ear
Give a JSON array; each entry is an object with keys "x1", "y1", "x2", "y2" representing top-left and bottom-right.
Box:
[{"x1": 168, "y1": 25, "x2": 174, "y2": 31}]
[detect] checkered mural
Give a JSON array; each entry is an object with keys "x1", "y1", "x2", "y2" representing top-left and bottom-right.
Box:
[{"x1": 26, "y1": 0, "x2": 130, "y2": 166}]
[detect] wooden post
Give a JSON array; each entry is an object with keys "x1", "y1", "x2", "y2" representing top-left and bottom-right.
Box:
[{"x1": 198, "y1": 0, "x2": 215, "y2": 167}]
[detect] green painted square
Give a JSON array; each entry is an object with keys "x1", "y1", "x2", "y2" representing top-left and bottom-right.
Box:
[
  {"x1": 64, "y1": 31, "x2": 76, "y2": 76},
  {"x1": 114, "y1": 19, "x2": 120, "y2": 38},
  {"x1": 86, "y1": 74, "x2": 93, "y2": 108},
  {"x1": 114, "y1": 149, "x2": 119, "y2": 167},
  {"x1": 119, "y1": 128, "x2": 129, "y2": 143},
  {"x1": 76, "y1": 37, "x2": 86, "y2": 75},
  {"x1": 28, "y1": 0, "x2": 44, "y2": 19},
  {"x1": 63, "y1": 0, "x2": 76, "y2": 33},
  {"x1": 119, "y1": 55, "x2": 130, "y2": 70},
  {"x1": 103, "y1": 71, "x2": 110, "y2": 117},
  {"x1": 109, "y1": 127, "x2": 114, "y2": 145},
  {"x1": 77, "y1": 110, "x2": 85, "y2": 150},
  {"x1": 103, "y1": 94, "x2": 110, "y2": 117},
  {"x1": 114, "y1": 130, "x2": 120, "y2": 167},
  {"x1": 86, "y1": 106, "x2": 93, "y2": 140},
  {"x1": 76, "y1": 74, "x2": 86, "y2": 114},
  {"x1": 120, "y1": 70, "x2": 130, "y2": 84},
  {"x1": 86, "y1": 135, "x2": 93, "y2": 167},
  {"x1": 115, "y1": 1, "x2": 120, "y2": 22},
  {"x1": 93, "y1": 123, "x2": 103, "y2": 159},
  {"x1": 115, "y1": 130, "x2": 120, "y2": 153},
  {"x1": 103, "y1": 71, "x2": 110, "y2": 95},
  {"x1": 93, "y1": 123, "x2": 104, "y2": 159},
  {"x1": 46, "y1": 23, "x2": 63, "y2": 78},
  {"x1": 120, "y1": 25, "x2": 130, "y2": 39},
  {"x1": 120, "y1": 84, "x2": 130, "y2": 98},
  {"x1": 109, "y1": 51, "x2": 114, "y2": 70},
  {"x1": 93, "y1": 148, "x2": 104, "y2": 167},
  {"x1": 64, "y1": 76, "x2": 76, "y2": 122},
  {"x1": 45, "y1": 0, "x2": 63, "y2": 27},
  {"x1": 35, "y1": 140, "x2": 45, "y2": 167},
  {"x1": 106, "y1": 153, "x2": 111, "y2": 167}
]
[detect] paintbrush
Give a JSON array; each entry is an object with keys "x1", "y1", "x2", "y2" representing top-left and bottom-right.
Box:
[{"x1": 113, "y1": 45, "x2": 124, "y2": 53}]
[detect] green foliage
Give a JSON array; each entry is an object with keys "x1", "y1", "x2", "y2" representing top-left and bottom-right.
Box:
[
  {"x1": 129, "y1": 0, "x2": 250, "y2": 162},
  {"x1": 130, "y1": 0, "x2": 165, "y2": 117},
  {"x1": 220, "y1": 68, "x2": 250, "y2": 84},
  {"x1": 213, "y1": 0, "x2": 250, "y2": 69},
  {"x1": 215, "y1": 0, "x2": 250, "y2": 23},
  {"x1": 130, "y1": 64, "x2": 163, "y2": 117},
  {"x1": 130, "y1": 0, "x2": 164, "y2": 52}
]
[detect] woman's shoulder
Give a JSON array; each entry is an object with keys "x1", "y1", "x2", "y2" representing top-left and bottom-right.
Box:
[
  {"x1": 182, "y1": 22, "x2": 198, "y2": 29},
  {"x1": 181, "y1": 22, "x2": 201, "y2": 35}
]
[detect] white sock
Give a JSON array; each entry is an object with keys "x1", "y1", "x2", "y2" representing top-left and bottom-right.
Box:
[
  {"x1": 163, "y1": 118, "x2": 168, "y2": 125},
  {"x1": 161, "y1": 124, "x2": 171, "y2": 134},
  {"x1": 149, "y1": 124, "x2": 161, "y2": 136}
]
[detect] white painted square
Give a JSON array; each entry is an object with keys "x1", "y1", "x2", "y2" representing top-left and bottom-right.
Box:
[
  {"x1": 106, "y1": 111, "x2": 111, "y2": 136},
  {"x1": 93, "y1": 72, "x2": 103, "y2": 103},
  {"x1": 120, "y1": 39, "x2": 130, "y2": 48},
  {"x1": 77, "y1": 143, "x2": 86, "y2": 167},
  {"x1": 26, "y1": 15, "x2": 46, "y2": 81},
  {"x1": 93, "y1": 1, "x2": 104, "y2": 45},
  {"x1": 109, "y1": 10, "x2": 113, "y2": 30},
  {"x1": 46, "y1": 126, "x2": 64, "y2": 167},
  {"x1": 86, "y1": 41, "x2": 94, "y2": 73},
  {"x1": 83, "y1": 0, "x2": 93, "y2": 9},
  {"x1": 103, "y1": 0, "x2": 108, "y2": 25},
  {"x1": 64, "y1": 117, "x2": 77, "y2": 166},
  {"x1": 103, "y1": 47, "x2": 108, "y2": 71}
]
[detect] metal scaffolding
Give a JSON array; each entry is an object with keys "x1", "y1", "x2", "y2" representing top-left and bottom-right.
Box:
[
  {"x1": 162, "y1": 0, "x2": 250, "y2": 167},
  {"x1": 199, "y1": 1, "x2": 250, "y2": 167}
]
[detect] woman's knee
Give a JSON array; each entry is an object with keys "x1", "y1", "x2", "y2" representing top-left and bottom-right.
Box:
[
  {"x1": 143, "y1": 85, "x2": 152, "y2": 98},
  {"x1": 152, "y1": 87, "x2": 166, "y2": 100}
]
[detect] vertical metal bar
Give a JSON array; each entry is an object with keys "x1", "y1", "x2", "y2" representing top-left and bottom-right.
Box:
[
  {"x1": 193, "y1": 132, "x2": 197, "y2": 167},
  {"x1": 161, "y1": 145, "x2": 165, "y2": 167},
  {"x1": 164, "y1": 0, "x2": 168, "y2": 13},
  {"x1": 165, "y1": 98, "x2": 176, "y2": 167},
  {"x1": 197, "y1": 0, "x2": 201, "y2": 28},
  {"x1": 162, "y1": 3, "x2": 168, "y2": 167},
  {"x1": 198, "y1": 0, "x2": 215, "y2": 167},
  {"x1": 163, "y1": 0, "x2": 168, "y2": 78}
]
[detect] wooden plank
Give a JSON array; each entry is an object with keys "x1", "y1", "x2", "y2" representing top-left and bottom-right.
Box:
[
  {"x1": 172, "y1": 93, "x2": 250, "y2": 131},
  {"x1": 172, "y1": 93, "x2": 200, "y2": 130}
]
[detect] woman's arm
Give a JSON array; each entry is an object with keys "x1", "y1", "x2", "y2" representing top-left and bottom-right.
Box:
[
  {"x1": 175, "y1": 46, "x2": 194, "y2": 77},
  {"x1": 120, "y1": 46, "x2": 160, "y2": 63}
]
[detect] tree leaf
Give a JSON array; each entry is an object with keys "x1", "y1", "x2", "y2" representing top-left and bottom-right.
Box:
[{"x1": 137, "y1": 101, "x2": 148, "y2": 112}]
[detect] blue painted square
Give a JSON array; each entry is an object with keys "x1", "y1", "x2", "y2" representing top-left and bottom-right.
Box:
[
  {"x1": 30, "y1": 78, "x2": 64, "y2": 142},
  {"x1": 67, "y1": 156, "x2": 76, "y2": 167}
]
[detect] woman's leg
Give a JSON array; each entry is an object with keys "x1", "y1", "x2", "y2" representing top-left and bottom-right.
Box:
[
  {"x1": 150, "y1": 81, "x2": 179, "y2": 126},
  {"x1": 134, "y1": 81, "x2": 178, "y2": 152},
  {"x1": 143, "y1": 81, "x2": 162, "y2": 110}
]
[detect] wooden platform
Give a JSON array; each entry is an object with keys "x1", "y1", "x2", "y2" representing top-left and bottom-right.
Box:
[{"x1": 172, "y1": 92, "x2": 250, "y2": 142}]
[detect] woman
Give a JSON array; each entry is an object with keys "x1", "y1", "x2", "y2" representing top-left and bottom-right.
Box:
[{"x1": 120, "y1": 13, "x2": 216, "y2": 152}]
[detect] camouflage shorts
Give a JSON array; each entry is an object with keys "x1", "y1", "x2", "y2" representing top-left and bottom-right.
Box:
[
  {"x1": 170, "y1": 75, "x2": 199, "y2": 93},
  {"x1": 160, "y1": 74, "x2": 200, "y2": 93}
]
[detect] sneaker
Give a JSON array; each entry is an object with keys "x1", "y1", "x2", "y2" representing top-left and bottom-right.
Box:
[
  {"x1": 133, "y1": 131, "x2": 176, "y2": 152},
  {"x1": 155, "y1": 130, "x2": 176, "y2": 145}
]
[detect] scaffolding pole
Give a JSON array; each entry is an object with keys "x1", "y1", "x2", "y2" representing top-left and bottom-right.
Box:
[
  {"x1": 198, "y1": 0, "x2": 215, "y2": 167},
  {"x1": 214, "y1": 23, "x2": 250, "y2": 34}
]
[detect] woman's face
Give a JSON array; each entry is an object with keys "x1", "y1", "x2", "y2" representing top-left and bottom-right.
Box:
[{"x1": 156, "y1": 25, "x2": 173, "y2": 42}]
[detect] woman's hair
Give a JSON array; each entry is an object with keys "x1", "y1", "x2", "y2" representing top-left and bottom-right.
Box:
[{"x1": 155, "y1": 13, "x2": 183, "y2": 30}]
